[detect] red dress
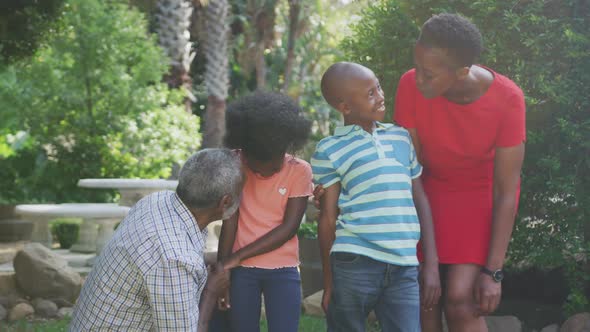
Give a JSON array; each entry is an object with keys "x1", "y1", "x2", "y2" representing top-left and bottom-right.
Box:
[{"x1": 394, "y1": 68, "x2": 526, "y2": 265}]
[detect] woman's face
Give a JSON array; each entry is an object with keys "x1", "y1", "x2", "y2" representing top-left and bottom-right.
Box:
[{"x1": 413, "y1": 43, "x2": 460, "y2": 99}]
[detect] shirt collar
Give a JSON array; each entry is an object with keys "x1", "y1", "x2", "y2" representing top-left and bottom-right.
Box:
[
  {"x1": 170, "y1": 192, "x2": 207, "y2": 249},
  {"x1": 333, "y1": 122, "x2": 391, "y2": 137}
]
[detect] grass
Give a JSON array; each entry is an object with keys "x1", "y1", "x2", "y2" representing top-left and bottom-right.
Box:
[
  {"x1": 0, "y1": 318, "x2": 71, "y2": 332},
  {"x1": 0, "y1": 315, "x2": 380, "y2": 332}
]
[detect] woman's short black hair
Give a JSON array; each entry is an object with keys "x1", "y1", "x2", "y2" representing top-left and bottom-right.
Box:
[
  {"x1": 224, "y1": 91, "x2": 311, "y2": 161},
  {"x1": 418, "y1": 13, "x2": 483, "y2": 67}
]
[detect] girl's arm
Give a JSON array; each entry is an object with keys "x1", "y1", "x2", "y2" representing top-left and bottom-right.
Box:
[
  {"x1": 218, "y1": 211, "x2": 239, "y2": 263},
  {"x1": 222, "y1": 196, "x2": 308, "y2": 269}
]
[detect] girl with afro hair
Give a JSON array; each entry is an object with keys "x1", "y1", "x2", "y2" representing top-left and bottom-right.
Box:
[{"x1": 216, "y1": 91, "x2": 313, "y2": 332}]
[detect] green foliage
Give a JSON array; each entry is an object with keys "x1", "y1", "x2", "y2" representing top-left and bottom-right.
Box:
[
  {"x1": 50, "y1": 218, "x2": 81, "y2": 249},
  {"x1": 0, "y1": 0, "x2": 65, "y2": 63},
  {"x1": 342, "y1": 0, "x2": 590, "y2": 314},
  {"x1": 340, "y1": 1, "x2": 419, "y2": 120},
  {"x1": 298, "y1": 221, "x2": 318, "y2": 239},
  {"x1": 0, "y1": 0, "x2": 200, "y2": 203}
]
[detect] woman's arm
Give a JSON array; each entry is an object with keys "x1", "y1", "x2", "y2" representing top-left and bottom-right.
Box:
[
  {"x1": 223, "y1": 196, "x2": 308, "y2": 269},
  {"x1": 412, "y1": 177, "x2": 441, "y2": 309},
  {"x1": 476, "y1": 143, "x2": 525, "y2": 314},
  {"x1": 487, "y1": 143, "x2": 525, "y2": 269}
]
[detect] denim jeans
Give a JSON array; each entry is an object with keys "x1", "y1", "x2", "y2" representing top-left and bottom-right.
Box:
[
  {"x1": 228, "y1": 266, "x2": 301, "y2": 332},
  {"x1": 327, "y1": 252, "x2": 420, "y2": 332}
]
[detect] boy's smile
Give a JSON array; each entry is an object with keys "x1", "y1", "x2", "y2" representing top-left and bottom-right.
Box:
[{"x1": 342, "y1": 70, "x2": 386, "y2": 132}]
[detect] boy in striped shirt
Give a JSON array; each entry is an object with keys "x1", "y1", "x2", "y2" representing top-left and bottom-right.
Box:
[{"x1": 311, "y1": 62, "x2": 440, "y2": 331}]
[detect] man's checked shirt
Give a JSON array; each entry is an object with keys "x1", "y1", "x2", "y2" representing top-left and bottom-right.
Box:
[{"x1": 69, "y1": 191, "x2": 208, "y2": 331}]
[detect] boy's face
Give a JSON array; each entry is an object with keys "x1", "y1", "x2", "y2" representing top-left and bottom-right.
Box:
[{"x1": 341, "y1": 71, "x2": 386, "y2": 130}]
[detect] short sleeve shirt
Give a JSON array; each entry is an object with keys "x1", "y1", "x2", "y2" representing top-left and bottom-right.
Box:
[
  {"x1": 232, "y1": 153, "x2": 314, "y2": 268},
  {"x1": 311, "y1": 123, "x2": 422, "y2": 266}
]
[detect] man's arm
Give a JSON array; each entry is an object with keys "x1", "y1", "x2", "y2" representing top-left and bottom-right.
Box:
[
  {"x1": 318, "y1": 182, "x2": 340, "y2": 313},
  {"x1": 145, "y1": 259, "x2": 209, "y2": 331},
  {"x1": 476, "y1": 143, "x2": 525, "y2": 314}
]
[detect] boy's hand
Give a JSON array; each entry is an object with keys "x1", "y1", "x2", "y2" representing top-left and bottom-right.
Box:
[
  {"x1": 312, "y1": 185, "x2": 325, "y2": 209},
  {"x1": 321, "y1": 286, "x2": 331, "y2": 313},
  {"x1": 205, "y1": 263, "x2": 230, "y2": 297},
  {"x1": 419, "y1": 263, "x2": 441, "y2": 310}
]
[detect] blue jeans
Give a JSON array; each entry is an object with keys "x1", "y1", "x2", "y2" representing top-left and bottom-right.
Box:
[
  {"x1": 327, "y1": 252, "x2": 420, "y2": 332},
  {"x1": 228, "y1": 266, "x2": 301, "y2": 332}
]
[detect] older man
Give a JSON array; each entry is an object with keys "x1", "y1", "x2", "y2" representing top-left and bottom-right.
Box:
[{"x1": 70, "y1": 149, "x2": 243, "y2": 331}]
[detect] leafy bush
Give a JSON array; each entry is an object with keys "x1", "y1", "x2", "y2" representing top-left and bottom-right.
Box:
[
  {"x1": 342, "y1": 0, "x2": 590, "y2": 314},
  {"x1": 298, "y1": 221, "x2": 318, "y2": 239},
  {"x1": 50, "y1": 218, "x2": 81, "y2": 249},
  {"x1": 0, "y1": 0, "x2": 200, "y2": 203}
]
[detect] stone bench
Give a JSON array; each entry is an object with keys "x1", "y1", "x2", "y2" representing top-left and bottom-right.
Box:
[
  {"x1": 78, "y1": 179, "x2": 178, "y2": 206},
  {"x1": 15, "y1": 204, "x2": 130, "y2": 254}
]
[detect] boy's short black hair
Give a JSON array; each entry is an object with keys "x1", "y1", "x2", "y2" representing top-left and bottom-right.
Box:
[
  {"x1": 418, "y1": 13, "x2": 483, "y2": 67},
  {"x1": 224, "y1": 91, "x2": 311, "y2": 161}
]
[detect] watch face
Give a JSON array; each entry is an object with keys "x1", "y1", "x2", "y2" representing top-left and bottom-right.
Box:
[{"x1": 493, "y1": 270, "x2": 504, "y2": 282}]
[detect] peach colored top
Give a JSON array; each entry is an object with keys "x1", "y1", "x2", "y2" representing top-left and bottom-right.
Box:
[{"x1": 232, "y1": 153, "x2": 313, "y2": 269}]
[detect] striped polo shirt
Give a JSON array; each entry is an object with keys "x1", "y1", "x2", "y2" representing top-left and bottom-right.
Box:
[{"x1": 311, "y1": 122, "x2": 422, "y2": 266}]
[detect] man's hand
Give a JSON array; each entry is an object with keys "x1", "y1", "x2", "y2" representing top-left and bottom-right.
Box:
[
  {"x1": 205, "y1": 263, "x2": 230, "y2": 298},
  {"x1": 474, "y1": 273, "x2": 501, "y2": 316},
  {"x1": 321, "y1": 286, "x2": 331, "y2": 314},
  {"x1": 217, "y1": 286, "x2": 231, "y2": 311},
  {"x1": 419, "y1": 263, "x2": 441, "y2": 310},
  {"x1": 312, "y1": 185, "x2": 325, "y2": 209}
]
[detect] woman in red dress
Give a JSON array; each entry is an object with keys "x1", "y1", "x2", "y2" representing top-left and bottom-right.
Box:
[{"x1": 394, "y1": 13, "x2": 526, "y2": 331}]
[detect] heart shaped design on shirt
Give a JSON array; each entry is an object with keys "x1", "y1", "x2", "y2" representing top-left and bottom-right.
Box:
[{"x1": 278, "y1": 187, "x2": 287, "y2": 196}]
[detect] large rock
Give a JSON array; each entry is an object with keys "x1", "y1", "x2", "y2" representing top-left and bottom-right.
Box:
[
  {"x1": 13, "y1": 243, "x2": 83, "y2": 303},
  {"x1": 485, "y1": 316, "x2": 522, "y2": 332},
  {"x1": 4, "y1": 293, "x2": 27, "y2": 309},
  {"x1": 541, "y1": 324, "x2": 560, "y2": 332},
  {"x1": 0, "y1": 273, "x2": 17, "y2": 295},
  {"x1": 0, "y1": 303, "x2": 6, "y2": 321},
  {"x1": 302, "y1": 290, "x2": 324, "y2": 317},
  {"x1": 32, "y1": 298, "x2": 58, "y2": 318},
  {"x1": 57, "y1": 306, "x2": 74, "y2": 319},
  {"x1": 8, "y1": 302, "x2": 34, "y2": 321},
  {"x1": 560, "y1": 313, "x2": 590, "y2": 332}
]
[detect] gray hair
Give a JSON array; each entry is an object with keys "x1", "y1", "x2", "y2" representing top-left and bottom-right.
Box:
[{"x1": 176, "y1": 148, "x2": 242, "y2": 210}]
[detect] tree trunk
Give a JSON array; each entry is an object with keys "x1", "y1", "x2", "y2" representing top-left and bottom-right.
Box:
[
  {"x1": 154, "y1": 0, "x2": 194, "y2": 113},
  {"x1": 202, "y1": 96, "x2": 226, "y2": 148},
  {"x1": 201, "y1": 0, "x2": 230, "y2": 148},
  {"x1": 282, "y1": 0, "x2": 301, "y2": 92}
]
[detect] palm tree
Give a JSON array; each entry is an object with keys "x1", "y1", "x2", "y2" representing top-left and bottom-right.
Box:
[
  {"x1": 201, "y1": 0, "x2": 230, "y2": 148},
  {"x1": 154, "y1": 0, "x2": 195, "y2": 112},
  {"x1": 282, "y1": 0, "x2": 301, "y2": 92}
]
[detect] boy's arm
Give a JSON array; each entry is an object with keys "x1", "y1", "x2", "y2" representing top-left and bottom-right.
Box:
[
  {"x1": 318, "y1": 182, "x2": 341, "y2": 313},
  {"x1": 412, "y1": 177, "x2": 441, "y2": 309}
]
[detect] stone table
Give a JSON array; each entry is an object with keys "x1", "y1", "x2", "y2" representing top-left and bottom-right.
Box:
[
  {"x1": 15, "y1": 204, "x2": 129, "y2": 254},
  {"x1": 77, "y1": 178, "x2": 178, "y2": 207}
]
